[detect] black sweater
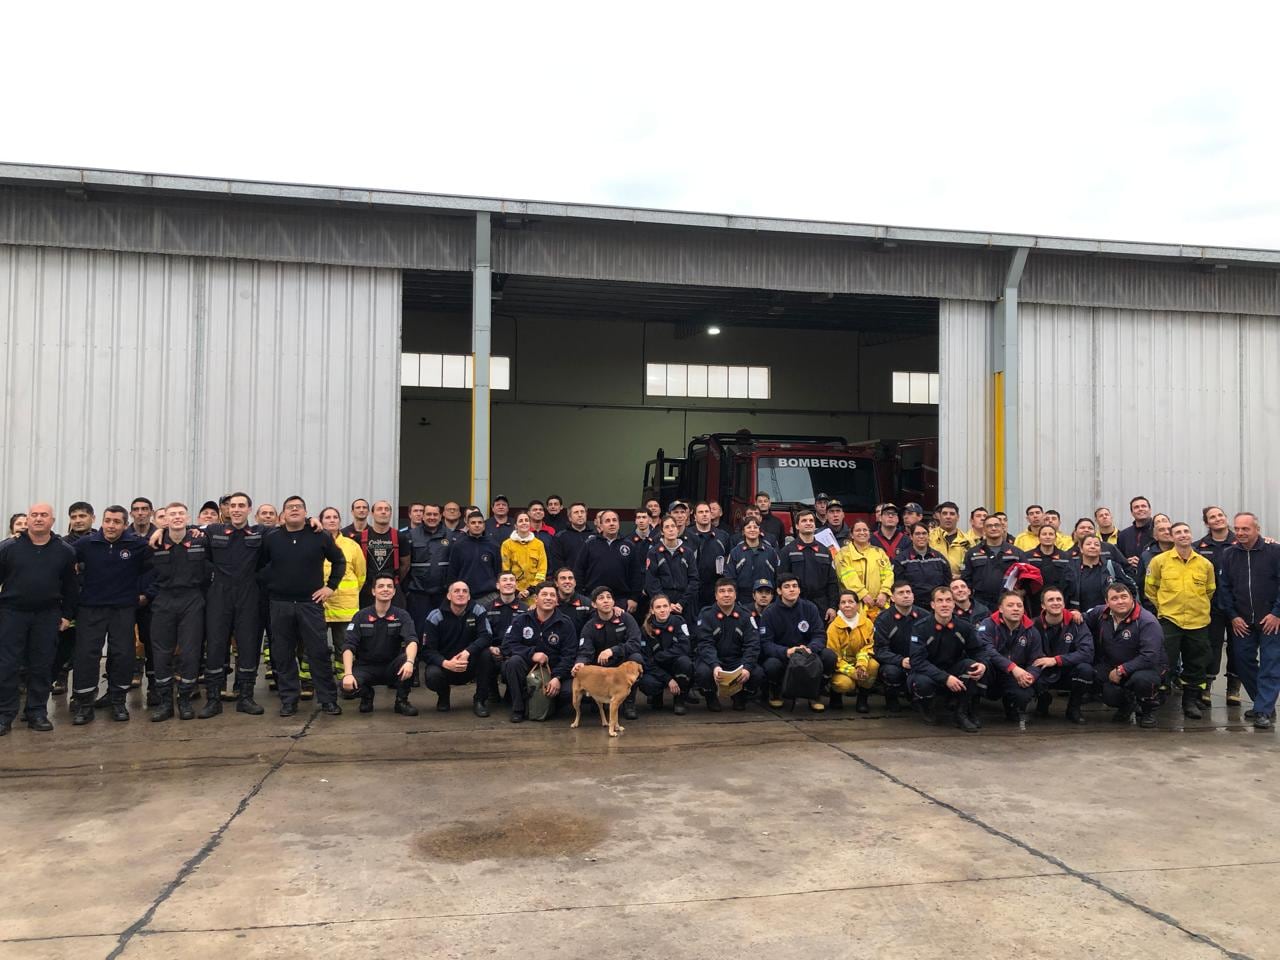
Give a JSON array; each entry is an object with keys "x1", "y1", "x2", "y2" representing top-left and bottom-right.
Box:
[
  {"x1": 259, "y1": 525, "x2": 346, "y2": 602},
  {"x1": 0, "y1": 534, "x2": 79, "y2": 616}
]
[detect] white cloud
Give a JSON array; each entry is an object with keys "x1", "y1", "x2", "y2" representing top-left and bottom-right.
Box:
[{"x1": 6, "y1": 0, "x2": 1278, "y2": 248}]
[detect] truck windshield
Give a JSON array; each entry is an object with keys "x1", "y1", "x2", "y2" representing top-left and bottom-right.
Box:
[{"x1": 756, "y1": 456, "x2": 876, "y2": 513}]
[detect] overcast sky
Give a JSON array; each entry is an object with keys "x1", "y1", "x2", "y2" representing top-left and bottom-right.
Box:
[{"x1": 7, "y1": 2, "x2": 1277, "y2": 249}]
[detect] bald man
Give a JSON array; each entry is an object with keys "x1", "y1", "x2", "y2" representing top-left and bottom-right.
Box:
[{"x1": 0, "y1": 503, "x2": 80, "y2": 733}]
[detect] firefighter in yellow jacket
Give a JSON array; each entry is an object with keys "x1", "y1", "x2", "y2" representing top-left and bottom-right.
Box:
[
  {"x1": 500, "y1": 511, "x2": 548, "y2": 603},
  {"x1": 320, "y1": 507, "x2": 366, "y2": 681},
  {"x1": 828, "y1": 590, "x2": 878, "y2": 712},
  {"x1": 836, "y1": 521, "x2": 894, "y2": 621}
]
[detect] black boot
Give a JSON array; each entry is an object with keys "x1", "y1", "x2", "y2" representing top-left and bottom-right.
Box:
[
  {"x1": 111, "y1": 694, "x2": 130, "y2": 722},
  {"x1": 731, "y1": 691, "x2": 748, "y2": 711},
  {"x1": 236, "y1": 679, "x2": 265, "y2": 716},
  {"x1": 1182, "y1": 688, "x2": 1203, "y2": 720},
  {"x1": 1137, "y1": 704, "x2": 1158, "y2": 729},
  {"x1": 177, "y1": 687, "x2": 195, "y2": 721},
  {"x1": 436, "y1": 688, "x2": 451, "y2": 712},
  {"x1": 359, "y1": 690, "x2": 375, "y2": 713},
  {"x1": 621, "y1": 690, "x2": 638, "y2": 721},
  {"x1": 672, "y1": 693, "x2": 686, "y2": 716},
  {"x1": 827, "y1": 691, "x2": 844, "y2": 711},
  {"x1": 197, "y1": 684, "x2": 223, "y2": 719},
  {"x1": 1035, "y1": 691, "x2": 1053, "y2": 718},
  {"x1": 705, "y1": 692, "x2": 722, "y2": 712},
  {"x1": 471, "y1": 697, "x2": 489, "y2": 718},
  {"x1": 954, "y1": 701, "x2": 980, "y2": 733},
  {"x1": 1065, "y1": 688, "x2": 1086, "y2": 725},
  {"x1": 93, "y1": 690, "x2": 112, "y2": 709},
  {"x1": 1003, "y1": 697, "x2": 1020, "y2": 723},
  {"x1": 395, "y1": 696, "x2": 419, "y2": 717},
  {"x1": 647, "y1": 692, "x2": 663, "y2": 711},
  {"x1": 150, "y1": 685, "x2": 174, "y2": 722},
  {"x1": 855, "y1": 689, "x2": 870, "y2": 714},
  {"x1": 146, "y1": 682, "x2": 160, "y2": 708},
  {"x1": 1111, "y1": 692, "x2": 1135, "y2": 725},
  {"x1": 914, "y1": 697, "x2": 937, "y2": 725},
  {"x1": 71, "y1": 695, "x2": 95, "y2": 726},
  {"x1": 885, "y1": 691, "x2": 903, "y2": 713}
]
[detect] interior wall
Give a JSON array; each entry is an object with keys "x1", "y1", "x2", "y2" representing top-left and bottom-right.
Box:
[{"x1": 400, "y1": 307, "x2": 938, "y2": 508}]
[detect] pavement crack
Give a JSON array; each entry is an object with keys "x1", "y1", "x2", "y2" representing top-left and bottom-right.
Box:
[
  {"x1": 103, "y1": 711, "x2": 319, "y2": 959},
  {"x1": 787, "y1": 720, "x2": 1255, "y2": 960}
]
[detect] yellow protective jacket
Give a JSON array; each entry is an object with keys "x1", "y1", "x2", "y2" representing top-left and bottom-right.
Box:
[
  {"x1": 1145, "y1": 549, "x2": 1215, "y2": 630},
  {"x1": 930, "y1": 527, "x2": 978, "y2": 575},
  {"x1": 836, "y1": 542, "x2": 894, "y2": 601},
  {"x1": 324, "y1": 534, "x2": 366, "y2": 623},
  {"x1": 1014, "y1": 528, "x2": 1074, "y2": 552},
  {"x1": 501, "y1": 533, "x2": 548, "y2": 594},
  {"x1": 827, "y1": 613, "x2": 877, "y2": 677}
]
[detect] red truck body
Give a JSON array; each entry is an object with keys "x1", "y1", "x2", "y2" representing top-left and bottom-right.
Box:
[{"x1": 643, "y1": 431, "x2": 937, "y2": 536}]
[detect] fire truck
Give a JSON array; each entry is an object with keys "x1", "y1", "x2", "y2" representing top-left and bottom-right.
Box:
[{"x1": 642, "y1": 431, "x2": 937, "y2": 534}]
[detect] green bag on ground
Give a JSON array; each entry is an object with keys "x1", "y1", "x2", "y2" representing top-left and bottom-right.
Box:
[{"x1": 526, "y1": 664, "x2": 554, "y2": 721}]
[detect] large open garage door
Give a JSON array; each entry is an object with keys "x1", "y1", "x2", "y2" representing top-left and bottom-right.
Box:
[{"x1": 399, "y1": 270, "x2": 939, "y2": 511}]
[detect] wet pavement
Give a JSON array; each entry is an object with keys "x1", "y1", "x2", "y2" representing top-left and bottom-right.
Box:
[{"x1": 1, "y1": 683, "x2": 1275, "y2": 959}]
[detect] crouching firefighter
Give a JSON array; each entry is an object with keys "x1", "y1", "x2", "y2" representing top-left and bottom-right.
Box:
[
  {"x1": 574, "y1": 586, "x2": 645, "y2": 720},
  {"x1": 974, "y1": 591, "x2": 1045, "y2": 729},
  {"x1": 340, "y1": 573, "x2": 419, "y2": 715},
  {"x1": 638, "y1": 592, "x2": 693, "y2": 715},
  {"x1": 1030, "y1": 585, "x2": 1094, "y2": 724},
  {"x1": 1084, "y1": 581, "x2": 1168, "y2": 729},
  {"x1": 693, "y1": 579, "x2": 763, "y2": 712},
  {"x1": 907, "y1": 585, "x2": 990, "y2": 732}
]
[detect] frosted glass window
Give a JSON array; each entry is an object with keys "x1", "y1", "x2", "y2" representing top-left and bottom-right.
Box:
[
  {"x1": 727, "y1": 366, "x2": 748, "y2": 397},
  {"x1": 707, "y1": 365, "x2": 729, "y2": 398},
  {"x1": 748, "y1": 366, "x2": 770, "y2": 399},
  {"x1": 400, "y1": 353, "x2": 419, "y2": 387},
  {"x1": 686, "y1": 364, "x2": 708, "y2": 397},
  {"x1": 893, "y1": 371, "x2": 939, "y2": 405},
  {"x1": 646, "y1": 363, "x2": 667, "y2": 396},
  {"x1": 441, "y1": 354, "x2": 467, "y2": 389},
  {"x1": 666, "y1": 364, "x2": 688, "y2": 397},
  {"x1": 492, "y1": 355, "x2": 511, "y2": 391},
  {"x1": 419, "y1": 353, "x2": 443, "y2": 388}
]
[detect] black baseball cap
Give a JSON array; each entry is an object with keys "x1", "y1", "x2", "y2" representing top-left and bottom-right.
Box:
[
  {"x1": 669, "y1": 500, "x2": 689, "y2": 511},
  {"x1": 880, "y1": 503, "x2": 899, "y2": 515},
  {"x1": 827, "y1": 500, "x2": 844, "y2": 510},
  {"x1": 815, "y1": 492, "x2": 831, "y2": 502},
  {"x1": 903, "y1": 502, "x2": 925, "y2": 514},
  {"x1": 752, "y1": 578, "x2": 775, "y2": 592},
  {"x1": 492, "y1": 494, "x2": 509, "y2": 504},
  {"x1": 199, "y1": 500, "x2": 219, "y2": 514}
]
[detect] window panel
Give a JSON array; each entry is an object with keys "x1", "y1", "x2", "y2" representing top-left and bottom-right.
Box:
[
  {"x1": 727, "y1": 366, "x2": 748, "y2": 398},
  {"x1": 419, "y1": 353, "x2": 443, "y2": 388},
  {"x1": 707, "y1": 365, "x2": 729, "y2": 398},
  {"x1": 686, "y1": 364, "x2": 708, "y2": 397},
  {"x1": 492, "y1": 355, "x2": 511, "y2": 391},
  {"x1": 909, "y1": 372, "x2": 929, "y2": 404},
  {"x1": 748, "y1": 366, "x2": 770, "y2": 399},
  {"x1": 928, "y1": 372, "x2": 940, "y2": 405},
  {"x1": 646, "y1": 363, "x2": 667, "y2": 396},
  {"x1": 666, "y1": 364, "x2": 688, "y2": 397},
  {"x1": 893, "y1": 371, "x2": 909, "y2": 404},
  {"x1": 441, "y1": 354, "x2": 467, "y2": 389},
  {"x1": 400, "y1": 353, "x2": 419, "y2": 387}
]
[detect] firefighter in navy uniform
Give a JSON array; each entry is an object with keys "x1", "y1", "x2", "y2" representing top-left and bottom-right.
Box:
[
  {"x1": 0, "y1": 503, "x2": 79, "y2": 735},
  {"x1": 693, "y1": 579, "x2": 762, "y2": 711},
  {"x1": 554, "y1": 568, "x2": 594, "y2": 633},
  {"x1": 574, "y1": 586, "x2": 645, "y2": 720},
  {"x1": 638, "y1": 592, "x2": 693, "y2": 714},
  {"x1": 1194, "y1": 506, "x2": 1238, "y2": 705},
  {"x1": 501, "y1": 582, "x2": 578, "y2": 722},
  {"x1": 686, "y1": 503, "x2": 732, "y2": 610},
  {"x1": 70, "y1": 506, "x2": 150, "y2": 724},
  {"x1": 404, "y1": 503, "x2": 452, "y2": 636},
  {"x1": 973, "y1": 592, "x2": 1045, "y2": 728},
  {"x1": 907, "y1": 585, "x2": 990, "y2": 732},
  {"x1": 1030, "y1": 585, "x2": 1094, "y2": 724},
  {"x1": 1022, "y1": 525, "x2": 1076, "y2": 616},
  {"x1": 340, "y1": 573, "x2": 419, "y2": 715},
  {"x1": 574, "y1": 511, "x2": 643, "y2": 614},
  {"x1": 758, "y1": 573, "x2": 836, "y2": 711},
  {"x1": 1083, "y1": 582, "x2": 1168, "y2": 729},
  {"x1": 960, "y1": 515, "x2": 1027, "y2": 609},
  {"x1": 872, "y1": 582, "x2": 926, "y2": 712},
  {"x1": 645, "y1": 516, "x2": 700, "y2": 617},
  {"x1": 147, "y1": 503, "x2": 212, "y2": 722},
  {"x1": 201, "y1": 492, "x2": 268, "y2": 717},
  {"x1": 778, "y1": 510, "x2": 838, "y2": 621},
  {"x1": 421, "y1": 580, "x2": 495, "y2": 717}
]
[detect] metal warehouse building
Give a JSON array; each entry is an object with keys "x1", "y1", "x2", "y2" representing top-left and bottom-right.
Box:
[{"x1": 1, "y1": 162, "x2": 1277, "y2": 528}]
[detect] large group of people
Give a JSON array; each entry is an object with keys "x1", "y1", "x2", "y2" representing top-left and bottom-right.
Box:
[{"x1": 1, "y1": 488, "x2": 1277, "y2": 736}]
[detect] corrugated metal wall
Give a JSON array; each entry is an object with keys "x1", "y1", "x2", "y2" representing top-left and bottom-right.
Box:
[
  {"x1": 0, "y1": 187, "x2": 474, "y2": 273},
  {"x1": 0, "y1": 244, "x2": 400, "y2": 520},
  {"x1": 1017, "y1": 303, "x2": 1280, "y2": 530},
  {"x1": 937, "y1": 300, "x2": 994, "y2": 514}
]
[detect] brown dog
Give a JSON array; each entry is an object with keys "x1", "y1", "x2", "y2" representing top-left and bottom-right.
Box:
[{"x1": 570, "y1": 661, "x2": 644, "y2": 737}]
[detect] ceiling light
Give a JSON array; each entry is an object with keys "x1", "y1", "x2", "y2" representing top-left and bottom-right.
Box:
[{"x1": 707, "y1": 326, "x2": 721, "y2": 335}]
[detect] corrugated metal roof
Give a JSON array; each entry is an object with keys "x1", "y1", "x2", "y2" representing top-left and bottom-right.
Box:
[{"x1": 3, "y1": 161, "x2": 1279, "y2": 268}]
